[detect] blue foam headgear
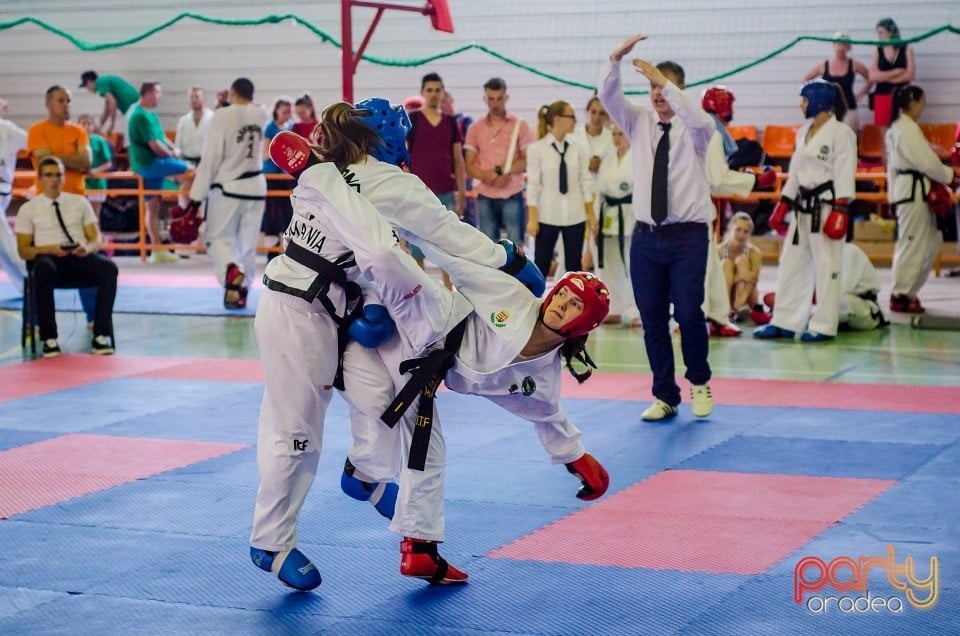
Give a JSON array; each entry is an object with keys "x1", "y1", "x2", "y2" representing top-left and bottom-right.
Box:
[
  {"x1": 800, "y1": 80, "x2": 837, "y2": 119},
  {"x1": 354, "y1": 97, "x2": 411, "y2": 166}
]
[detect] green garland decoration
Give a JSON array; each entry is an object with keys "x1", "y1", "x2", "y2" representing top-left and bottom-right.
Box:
[{"x1": 1, "y1": 13, "x2": 956, "y2": 94}]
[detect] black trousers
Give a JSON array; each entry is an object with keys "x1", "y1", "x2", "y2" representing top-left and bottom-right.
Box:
[
  {"x1": 533, "y1": 222, "x2": 585, "y2": 278},
  {"x1": 33, "y1": 253, "x2": 118, "y2": 340}
]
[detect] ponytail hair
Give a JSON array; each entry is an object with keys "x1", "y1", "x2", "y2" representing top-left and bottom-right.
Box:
[
  {"x1": 890, "y1": 84, "x2": 924, "y2": 123},
  {"x1": 830, "y1": 82, "x2": 848, "y2": 122},
  {"x1": 317, "y1": 102, "x2": 384, "y2": 171},
  {"x1": 536, "y1": 100, "x2": 572, "y2": 139},
  {"x1": 560, "y1": 335, "x2": 597, "y2": 384}
]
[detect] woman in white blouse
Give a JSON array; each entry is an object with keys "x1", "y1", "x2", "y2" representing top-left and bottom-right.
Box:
[
  {"x1": 526, "y1": 100, "x2": 597, "y2": 279},
  {"x1": 886, "y1": 84, "x2": 957, "y2": 313}
]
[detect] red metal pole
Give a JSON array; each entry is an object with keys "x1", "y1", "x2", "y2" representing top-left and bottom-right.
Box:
[{"x1": 341, "y1": 0, "x2": 354, "y2": 103}]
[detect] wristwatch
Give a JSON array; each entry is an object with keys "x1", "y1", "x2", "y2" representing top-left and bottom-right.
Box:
[{"x1": 493, "y1": 166, "x2": 503, "y2": 176}]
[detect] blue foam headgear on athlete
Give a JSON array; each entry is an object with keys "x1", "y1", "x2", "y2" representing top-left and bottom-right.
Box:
[
  {"x1": 354, "y1": 97, "x2": 411, "y2": 166},
  {"x1": 800, "y1": 80, "x2": 837, "y2": 119}
]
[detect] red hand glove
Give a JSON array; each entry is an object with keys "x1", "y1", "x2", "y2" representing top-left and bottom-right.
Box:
[
  {"x1": 753, "y1": 168, "x2": 777, "y2": 191},
  {"x1": 823, "y1": 199, "x2": 850, "y2": 240},
  {"x1": 769, "y1": 197, "x2": 792, "y2": 236},
  {"x1": 951, "y1": 144, "x2": 960, "y2": 167}
]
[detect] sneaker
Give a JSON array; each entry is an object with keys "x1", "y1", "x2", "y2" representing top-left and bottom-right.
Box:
[
  {"x1": 148, "y1": 250, "x2": 178, "y2": 264},
  {"x1": 691, "y1": 384, "x2": 713, "y2": 418},
  {"x1": 91, "y1": 335, "x2": 114, "y2": 355},
  {"x1": 400, "y1": 538, "x2": 468, "y2": 584},
  {"x1": 42, "y1": 339, "x2": 61, "y2": 358},
  {"x1": 641, "y1": 399, "x2": 679, "y2": 421}
]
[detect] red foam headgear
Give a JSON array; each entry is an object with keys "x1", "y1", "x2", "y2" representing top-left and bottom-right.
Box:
[
  {"x1": 541, "y1": 272, "x2": 610, "y2": 338},
  {"x1": 702, "y1": 86, "x2": 735, "y2": 123}
]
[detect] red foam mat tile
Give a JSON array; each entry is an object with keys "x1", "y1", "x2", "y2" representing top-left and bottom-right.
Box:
[
  {"x1": 0, "y1": 433, "x2": 246, "y2": 518},
  {"x1": 560, "y1": 373, "x2": 960, "y2": 414},
  {"x1": 0, "y1": 356, "x2": 264, "y2": 402},
  {"x1": 489, "y1": 470, "x2": 894, "y2": 575}
]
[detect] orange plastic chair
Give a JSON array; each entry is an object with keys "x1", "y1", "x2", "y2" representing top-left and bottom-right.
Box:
[
  {"x1": 761, "y1": 125, "x2": 800, "y2": 160},
  {"x1": 726, "y1": 125, "x2": 758, "y2": 141},
  {"x1": 919, "y1": 123, "x2": 955, "y2": 160},
  {"x1": 859, "y1": 124, "x2": 885, "y2": 162}
]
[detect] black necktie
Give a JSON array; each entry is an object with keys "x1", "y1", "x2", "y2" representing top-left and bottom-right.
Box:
[
  {"x1": 52, "y1": 200, "x2": 76, "y2": 245},
  {"x1": 553, "y1": 141, "x2": 568, "y2": 195},
  {"x1": 651, "y1": 122, "x2": 671, "y2": 224}
]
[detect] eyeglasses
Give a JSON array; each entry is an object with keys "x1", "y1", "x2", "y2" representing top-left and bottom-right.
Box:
[{"x1": 40, "y1": 172, "x2": 64, "y2": 178}]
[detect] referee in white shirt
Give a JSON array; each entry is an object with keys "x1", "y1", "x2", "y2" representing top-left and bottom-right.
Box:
[{"x1": 599, "y1": 34, "x2": 715, "y2": 421}]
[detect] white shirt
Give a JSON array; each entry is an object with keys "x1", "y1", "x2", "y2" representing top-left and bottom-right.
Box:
[
  {"x1": 781, "y1": 116, "x2": 857, "y2": 203},
  {"x1": 0, "y1": 118, "x2": 28, "y2": 197},
  {"x1": 885, "y1": 113, "x2": 954, "y2": 205},
  {"x1": 572, "y1": 125, "x2": 615, "y2": 165},
  {"x1": 706, "y1": 131, "x2": 755, "y2": 198},
  {"x1": 189, "y1": 103, "x2": 267, "y2": 200},
  {"x1": 526, "y1": 132, "x2": 594, "y2": 226},
  {"x1": 174, "y1": 107, "x2": 214, "y2": 162},
  {"x1": 599, "y1": 60, "x2": 715, "y2": 225},
  {"x1": 14, "y1": 192, "x2": 95, "y2": 247}
]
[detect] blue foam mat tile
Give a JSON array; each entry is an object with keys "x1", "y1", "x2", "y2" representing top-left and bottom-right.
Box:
[
  {"x1": 677, "y1": 571, "x2": 958, "y2": 636},
  {"x1": 0, "y1": 586, "x2": 67, "y2": 620},
  {"x1": 17, "y1": 477, "x2": 260, "y2": 539},
  {"x1": 148, "y1": 445, "x2": 258, "y2": 484},
  {"x1": 84, "y1": 536, "x2": 415, "y2": 619},
  {"x1": 0, "y1": 521, "x2": 214, "y2": 593},
  {"x1": 0, "y1": 283, "x2": 261, "y2": 317},
  {"x1": 908, "y1": 441, "x2": 960, "y2": 481},
  {"x1": 676, "y1": 435, "x2": 944, "y2": 479},
  {"x1": 748, "y1": 409, "x2": 960, "y2": 445},
  {"x1": 0, "y1": 378, "x2": 257, "y2": 434},
  {"x1": 846, "y1": 479, "x2": 960, "y2": 528},
  {"x1": 0, "y1": 429, "x2": 57, "y2": 452},
  {"x1": 357, "y1": 559, "x2": 747, "y2": 636},
  {"x1": 88, "y1": 381, "x2": 263, "y2": 443},
  {"x1": 0, "y1": 593, "x2": 338, "y2": 636},
  {"x1": 322, "y1": 617, "x2": 540, "y2": 636}
]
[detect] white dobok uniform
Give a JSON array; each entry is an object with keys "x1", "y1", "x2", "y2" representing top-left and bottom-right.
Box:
[
  {"x1": 839, "y1": 243, "x2": 885, "y2": 330},
  {"x1": 0, "y1": 118, "x2": 28, "y2": 293},
  {"x1": 771, "y1": 116, "x2": 857, "y2": 336},
  {"x1": 704, "y1": 131, "x2": 756, "y2": 324},
  {"x1": 189, "y1": 103, "x2": 268, "y2": 285},
  {"x1": 886, "y1": 113, "x2": 955, "y2": 299},
  {"x1": 250, "y1": 162, "x2": 469, "y2": 553},
  {"x1": 594, "y1": 149, "x2": 638, "y2": 322}
]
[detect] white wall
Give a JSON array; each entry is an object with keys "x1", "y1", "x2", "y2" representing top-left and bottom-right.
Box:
[{"x1": 1, "y1": 0, "x2": 958, "y2": 132}]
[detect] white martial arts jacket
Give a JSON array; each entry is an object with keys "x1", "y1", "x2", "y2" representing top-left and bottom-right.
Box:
[
  {"x1": 190, "y1": 103, "x2": 267, "y2": 201},
  {"x1": 0, "y1": 118, "x2": 27, "y2": 199},
  {"x1": 595, "y1": 150, "x2": 635, "y2": 237},
  {"x1": 885, "y1": 114, "x2": 954, "y2": 206},
  {"x1": 781, "y1": 116, "x2": 857, "y2": 205}
]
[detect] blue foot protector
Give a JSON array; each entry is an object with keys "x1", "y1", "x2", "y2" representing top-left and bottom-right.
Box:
[
  {"x1": 250, "y1": 547, "x2": 321, "y2": 591},
  {"x1": 340, "y1": 458, "x2": 398, "y2": 519},
  {"x1": 753, "y1": 324, "x2": 795, "y2": 339},
  {"x1": 800, "y1": 330, "x2": 834, "y2": 342}
]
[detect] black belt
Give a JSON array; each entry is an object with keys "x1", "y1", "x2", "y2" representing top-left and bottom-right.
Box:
[
  {"x1": 381, "y1": 319, "x2": 468, "y2": 471},
  {"x1": 792, "y1": 181, "x2": 835, "y2": 244},
  {"x1": 634, "y1": 221, "x2": 704, "y2": 234},
  {"x1": 891, "y1": 170, "x2": 930, "y2": 206},
  {"x1": 211, "y1": 170, "x2": 266, "y2": 200},
  {"x1": 599, "y1": 194, "x2": 631, "y2": 268},
  {"x1": 182, "y1": 155, "x2": 201, "y2": 163},
  {"x1": 263, "y1": 242, "x2": 362, "y2": 390}
]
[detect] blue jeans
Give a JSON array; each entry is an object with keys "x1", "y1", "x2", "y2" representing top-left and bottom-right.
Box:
[
  {"x1": 477, "y1": 192, "x2": 525, "y2": 245},
  {"x1": 630, "y1": 222, "x2": 711, "y2": 406},
  {"x1": 408, "y1": 191, "x2": 458, "y2": 260}
]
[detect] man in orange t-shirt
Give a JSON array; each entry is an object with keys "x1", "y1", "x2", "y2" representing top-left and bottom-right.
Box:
[{"x1": 27, "y1": 85, "x2": 91, "y2": 195}]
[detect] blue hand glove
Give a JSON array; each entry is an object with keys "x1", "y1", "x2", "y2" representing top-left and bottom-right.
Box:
[
  {"x1": 348, "y1": 304, "x2": 396, "y2": 348},
  {"x1": 499, "y1": 239, "x2": 545, "y2": 297}
]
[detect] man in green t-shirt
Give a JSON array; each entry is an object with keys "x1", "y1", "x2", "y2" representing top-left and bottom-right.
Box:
[
  {"x1": 127, "y1": 82, "x2": 188, "y2": 263},
  {"x1": 80, "y1": 70, "x2": 140, "y2": 137}
]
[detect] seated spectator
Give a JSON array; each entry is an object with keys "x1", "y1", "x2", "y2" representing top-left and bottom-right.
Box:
[
  {"x1": 718, "y1": 212, "x2": 763, "y2": 322},
  {"x1": 127, "y1": 82, "x2": 189, "y2": 263},
  {"x1": 14, "y1": 157, "x2": 117, "y2": 357},
  {"x1": 76, "y1": 114, "x2": 114, "y2": 219}
]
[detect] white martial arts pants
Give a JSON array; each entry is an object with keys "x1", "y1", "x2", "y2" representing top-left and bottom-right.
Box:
[
  {"x1": 892, "y1": 201, "x2": 942, "y2": 298},
  {"x1": 204, "y1": 190, "x2": 264, "y2": 286},
  {"x1": 702, "y1": 228, "x2": 731, "y2": 325},
  {"x1": 598, "y1": 233, "x2": 639, "y2": 322},
  {"x1": 0, "y1": 194, "x2": 26, "y2": 295},
  {"x1": 770, "y1": 210, "x2": 844, "y2": 336}
]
